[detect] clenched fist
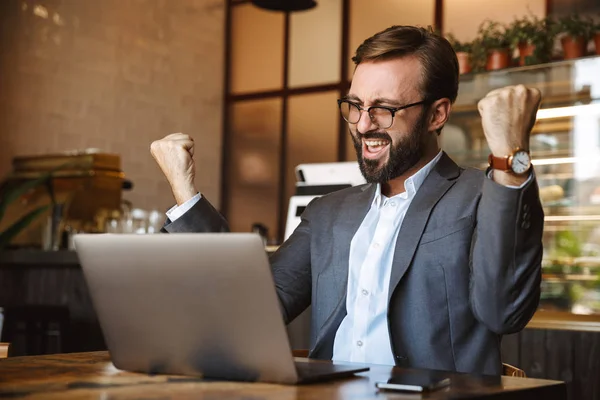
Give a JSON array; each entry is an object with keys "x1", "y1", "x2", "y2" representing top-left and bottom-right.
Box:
[
  {"x1": 477, "y1": 85, "x2": 541, "y2": 185},
  {"x1": 150, "y1": 133, "x2": 197, "y2": 205},
  {"x1": 478, "y1": 84, "x2": 541, "y2": 156}
]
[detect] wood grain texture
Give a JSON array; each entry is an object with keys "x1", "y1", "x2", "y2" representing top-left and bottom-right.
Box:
[
  {"x1": 501, "y1": 333, "x2": 520, "y2": 367},
  {"x1": 520, "y1": 329, "x2": 547, "y2": 379},
  {"x1": 572, "y1": 330, "x2": 600, "y2": 400},
  {"x1": 0, "y1": 351, "x2": 566, "y2": 400},
  {"x1": 0, "y1": 267, "x2": 106, "y2": 355},
  {"x1": 0, "y1": 343, "x2": 8, "y2": 358},
  {"x1": 501, "y1": 328, "x2": 600, "y2": 400},
  {"x1": 545, "y1": 330, "x2": 574, "y2": 399}
]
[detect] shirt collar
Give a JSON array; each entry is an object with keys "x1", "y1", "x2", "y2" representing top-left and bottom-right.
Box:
[{"x1": 372, "y1": 150, "x2": 443, "y2": 207}]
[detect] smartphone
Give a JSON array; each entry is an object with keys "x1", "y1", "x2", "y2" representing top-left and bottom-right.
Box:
[{"x1": 376, "y1": 371, "x2": 451, "y2": 393}]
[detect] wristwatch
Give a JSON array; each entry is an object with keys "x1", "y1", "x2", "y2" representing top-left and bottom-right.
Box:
[{"x1": 488, "y1": 148, "x2": 531, "y2": 175}]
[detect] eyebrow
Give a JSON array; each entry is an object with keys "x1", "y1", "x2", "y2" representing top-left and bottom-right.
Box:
[{"x1": 344, "y1": 94, "x2": 403, "y2": 107}]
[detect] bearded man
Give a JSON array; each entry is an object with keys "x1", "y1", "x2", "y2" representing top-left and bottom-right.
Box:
[{"x1": 150, "y1": 25, "x2": 543, "y2": 375}]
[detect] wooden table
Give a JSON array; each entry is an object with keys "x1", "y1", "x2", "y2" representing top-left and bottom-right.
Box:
[{"x1": 0, "y1": 351, "x2": 566, "y2": 399}]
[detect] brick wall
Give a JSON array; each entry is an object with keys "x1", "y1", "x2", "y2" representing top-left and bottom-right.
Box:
[{"x1": 0, "y1": 0, "x2": 224, "y2": 212}]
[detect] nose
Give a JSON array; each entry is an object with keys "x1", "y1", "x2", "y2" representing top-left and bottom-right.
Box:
[{"x1": 355, "y1": 108, "x2": 378, "y2": 134}]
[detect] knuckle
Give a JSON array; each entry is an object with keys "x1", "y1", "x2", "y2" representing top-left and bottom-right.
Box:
[{"x1": 487, "y1": 95, "x2": 500, "y2": 106}]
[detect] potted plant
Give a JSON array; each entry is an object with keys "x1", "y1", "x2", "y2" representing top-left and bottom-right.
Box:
[
  {"x1": 554, "y1": 14, "x2": 593, "y2": 59},
  {"x1": 477, "y1": 20, "x2": 511, "y2": 71},
  {"x1": 446, "y1": 33, "x2": 473, "y2": 74},
  {"x1": 507, "y1": 15, "x2": 555, "y2": 66},
  {"x1": 469, "y1": 38, "x2": 488, "y2": 73}
]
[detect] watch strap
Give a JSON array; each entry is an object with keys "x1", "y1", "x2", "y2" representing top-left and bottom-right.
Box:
[{"x1": 488, "y1": 154, "x2": 511, "y2": 171}]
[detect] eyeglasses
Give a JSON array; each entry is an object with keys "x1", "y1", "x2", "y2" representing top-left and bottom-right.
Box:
[{"x1": 337, "y1": 99, "x2": 429, "y2": 129}]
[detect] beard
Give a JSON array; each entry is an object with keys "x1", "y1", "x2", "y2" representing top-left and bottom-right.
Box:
[{"x1": 351, "y1": 109, "x2": 429, "y2": 184}]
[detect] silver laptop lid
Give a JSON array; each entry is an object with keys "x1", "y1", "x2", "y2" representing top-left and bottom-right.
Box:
[{"x1": 74, "y1": 233, "x2": 299, "y2": 383}]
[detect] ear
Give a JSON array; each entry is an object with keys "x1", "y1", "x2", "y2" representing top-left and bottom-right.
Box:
[{"x1": 428, "y1": 98, "x2": 452, "y2": 132}]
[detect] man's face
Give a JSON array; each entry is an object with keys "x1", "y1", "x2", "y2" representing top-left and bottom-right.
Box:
[{"x1": 347, "y1": 56, "x2": 429, "y2": 183}]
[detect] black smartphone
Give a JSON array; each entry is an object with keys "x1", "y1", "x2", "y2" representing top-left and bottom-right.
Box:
[{"x1": 375, "y1": 371, "x2": 451, "y2": 393}]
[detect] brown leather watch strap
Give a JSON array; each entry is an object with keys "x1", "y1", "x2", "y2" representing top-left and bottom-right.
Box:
[{"x1": 488, "y1": 153, "x2": 511, "y2": 171}]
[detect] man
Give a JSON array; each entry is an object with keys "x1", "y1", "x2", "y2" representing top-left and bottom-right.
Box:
[{"x1": 150, "y1": 26, "x2": 543, "y2": 375}]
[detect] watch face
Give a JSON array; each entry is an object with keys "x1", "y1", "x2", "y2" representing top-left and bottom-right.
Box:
[{"x1": 511, "y1": 151, "x2": 531, "y2": 174}]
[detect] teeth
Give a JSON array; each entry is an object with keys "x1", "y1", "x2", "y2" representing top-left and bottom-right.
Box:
[{"x1": 365, "y1": 140, "x2": 388, "y2": 147}]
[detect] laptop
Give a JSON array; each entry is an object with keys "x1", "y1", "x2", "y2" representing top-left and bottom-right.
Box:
[{"x1": 74, "y1": 233, "x2": 369, "y2": 384}]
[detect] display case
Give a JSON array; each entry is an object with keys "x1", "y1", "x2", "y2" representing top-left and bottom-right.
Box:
[{"x1": 444, "y1": 55, "x2": 600, "y2": 324}]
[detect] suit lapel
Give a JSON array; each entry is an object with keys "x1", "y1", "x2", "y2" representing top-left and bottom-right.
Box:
[
  {"x1": 387, "y1": 152, "x2": 460, "y2": 302},
  {"x1": 309, "y1": 183, "x2": 376, "y2": 359}
]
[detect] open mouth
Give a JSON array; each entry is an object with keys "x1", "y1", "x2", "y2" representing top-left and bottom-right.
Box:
[{"x1": 362, "y1": 139, "x2": 390, "y2": 160}]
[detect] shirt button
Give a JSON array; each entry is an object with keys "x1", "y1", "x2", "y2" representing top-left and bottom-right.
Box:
[
  {"x1": 373, "y1": 242, "x2": 380, "y2": 249},
  {"x1": 357, "y1": 340, "x2": 363, "y2": 347},
  {"x1": 362, "y1": 289, "x2": 369, "y2": 296},
  {"x1": 389, "y1": 201, "x2": 396, "y2": 207}
]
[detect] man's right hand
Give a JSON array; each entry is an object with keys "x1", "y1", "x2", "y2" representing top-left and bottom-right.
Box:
[{"x1": 150, "y1": 133, "x2": 198, "y2": 205}]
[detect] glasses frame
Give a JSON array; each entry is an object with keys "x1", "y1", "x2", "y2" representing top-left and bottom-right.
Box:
[{"x1": 337, "y1": 98, "x2": 430, "y2": 129}]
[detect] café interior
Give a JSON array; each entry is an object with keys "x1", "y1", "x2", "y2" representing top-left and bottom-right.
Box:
[{"x1": 1, "y1": 0, "x2": 600, "y2": 399}]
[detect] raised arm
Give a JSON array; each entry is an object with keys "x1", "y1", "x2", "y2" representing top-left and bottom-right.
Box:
[
  {"x1": 150, "y1": 132, "x2": 311, "y2": 323},
  {"x1": 150, "y1": 133, "x2": 229, "y2": 233},
  {"x1": 470, "y1": 85, "x2": 544, "y2": 334}
]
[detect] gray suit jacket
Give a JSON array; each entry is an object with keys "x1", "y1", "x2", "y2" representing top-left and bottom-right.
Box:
[{"x1": 164, "y1": 152, "x2": 544, "y2": 375}]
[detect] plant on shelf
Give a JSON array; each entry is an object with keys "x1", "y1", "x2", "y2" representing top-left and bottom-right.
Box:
[
  {"x1": 553, "y1": 14, "x2": 594, "y2": 59},
  {"x1": 476, "y1": 20, "x2": 512, "y2": 71},
  {"x1": 0, "y1": 174, "x2": 53, "y2": 250},
  {"x1": 0, "y1": 162, "x2": 70, "y2": 250},
  {"x1": 507, "y1": 15, "x2": 555, "y2": 66},
  {"x1": 469, "y1": 38, "x2": 488, "y2": 73},
  {"x1": 446, "y1": 33, "x2": 473, "y2": 74}
]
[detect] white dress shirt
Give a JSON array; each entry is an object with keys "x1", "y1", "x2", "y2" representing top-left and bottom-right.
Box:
[
  {"x1": 331, "y1": 151, "x2": 443, "y2": 365},
  {"x1": 166, "y1": 193, "x2": 203, "y2": 221}
]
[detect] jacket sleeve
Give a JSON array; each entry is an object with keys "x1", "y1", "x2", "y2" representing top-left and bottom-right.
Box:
[
  {"x1": 268, "y1": 199, "x2": 316, "y2": 324},
  {"x1": 470, "y1": 171, "x2": 544, "y2": 334},
  {"x1": 162, "y1": 196, "x2": 230, "y2": 233}
]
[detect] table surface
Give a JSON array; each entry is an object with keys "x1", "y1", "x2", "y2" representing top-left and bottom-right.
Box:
[{"x1": 0, "y1": 351, "x2": 566, "y2": 400}]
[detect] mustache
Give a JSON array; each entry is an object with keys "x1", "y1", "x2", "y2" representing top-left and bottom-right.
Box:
[{"x1": 357, "y1": 132, "x2": 391, "y2": 141}]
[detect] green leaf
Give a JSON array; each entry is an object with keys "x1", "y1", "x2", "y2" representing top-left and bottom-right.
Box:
[
  {"x1": 0, "y1": 205, "x2": 50, "y2": 249},
  {"x1": 0, "y1": 172, "x2": 53, "y2": 222},
  {"x1": 0, "y1": 161, "x2": 72, "y2": 223}
]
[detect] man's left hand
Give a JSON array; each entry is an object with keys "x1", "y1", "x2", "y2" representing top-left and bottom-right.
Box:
[{"x1": 477, "y1": 85, "x2": 541, "y2": 186}]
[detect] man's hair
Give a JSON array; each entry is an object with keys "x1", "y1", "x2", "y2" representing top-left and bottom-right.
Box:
[{"x1": 352, "y1": 25, "x2": 459, "y2": 105}]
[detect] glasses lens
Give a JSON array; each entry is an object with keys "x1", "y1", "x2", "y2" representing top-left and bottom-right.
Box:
[
  {"x1": 368, "y1": 107, "x2": 393, "y2": 129},
  {"x1": 339, "y1": 101, "x2": 360, "y2": 123}
]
